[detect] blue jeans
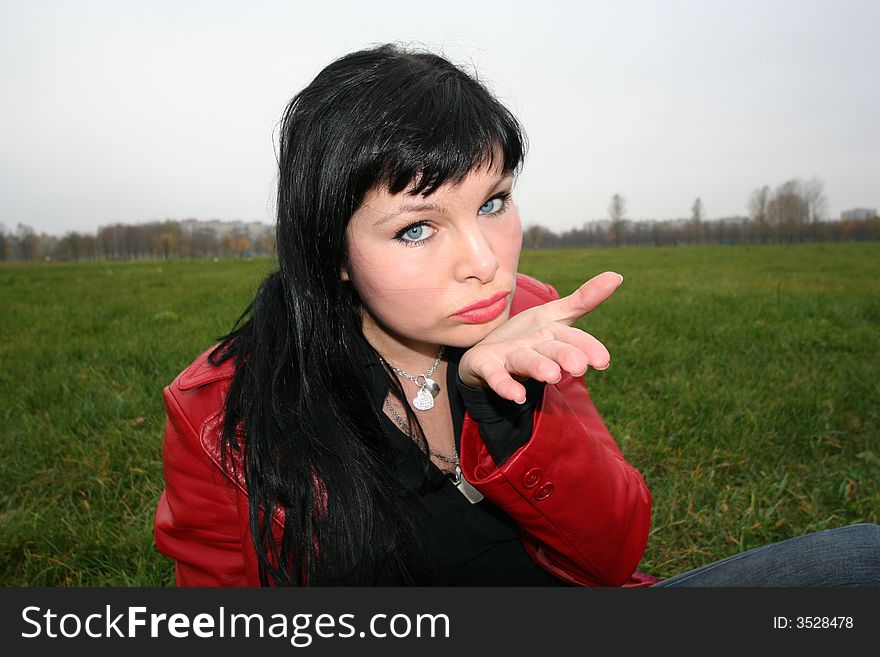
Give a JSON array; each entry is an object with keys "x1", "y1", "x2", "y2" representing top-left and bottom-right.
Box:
[{"x1": 652, "y1": 523, "x2": 880, "y2": 587}]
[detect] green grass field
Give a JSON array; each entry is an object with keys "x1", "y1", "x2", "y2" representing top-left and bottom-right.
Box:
[{"x1": 2, "y1": 242, "x2": 878, "y2": 585}]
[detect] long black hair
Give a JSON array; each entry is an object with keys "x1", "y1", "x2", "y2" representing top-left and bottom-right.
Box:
[{"x1": 208, "y1": 43, "x2": 526, "y2": 585}]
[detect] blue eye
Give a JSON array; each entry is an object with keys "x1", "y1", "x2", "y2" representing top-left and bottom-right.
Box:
[
  {"x1": 394, "y1": 222, "x2": 435, "y2": 245},
  {"x1": 479, "y1": 193, "x2": 511, "y2": 215},
  {"x1": 404, "y1": 225, "x2": 424, "y2": 240},
  {"x1": 479, "y1": 198, "x2": 502, "y2": 214}
]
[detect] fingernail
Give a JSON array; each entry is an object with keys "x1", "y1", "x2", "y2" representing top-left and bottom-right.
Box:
[
  {"x1": 550, "y1": 373, "x2": 563, "y2": 384},
  {"x1": 615, "y1": 274, "x2": 624, "y2": 286},
  {"x1": 573, "y1": 367, "x2": 588, "y2": 377},
  {"x1": 515, "y1": 396, "x2": 527, "y2": 405},
  {"x1": 595, "y1": 361, "x2": 610, "y2": 370}
]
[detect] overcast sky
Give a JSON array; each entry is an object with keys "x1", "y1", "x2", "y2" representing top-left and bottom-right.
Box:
[{"x1": 1, "y1": 0, "x2": 877, "y2": 236}]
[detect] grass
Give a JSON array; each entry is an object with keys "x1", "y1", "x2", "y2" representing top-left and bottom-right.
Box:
[
  {"x1": 519, "y1": 242, "x2": 880, "y2": 574},
  {"x1": 1, "y1": 243, "x2": 878, "y2": 585}
]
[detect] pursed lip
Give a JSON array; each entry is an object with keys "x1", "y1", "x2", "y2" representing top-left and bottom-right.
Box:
[{"x1": 452, "y1": 291, "x2": 510, "y2": 316}]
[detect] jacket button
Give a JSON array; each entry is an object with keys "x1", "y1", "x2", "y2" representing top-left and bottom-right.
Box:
[
  {"x1": 534, "y1": 482, "x2": 555, "y2": 501},
  {"x1": 523, "y1": 468, "x2": 541, "y2": 488}
]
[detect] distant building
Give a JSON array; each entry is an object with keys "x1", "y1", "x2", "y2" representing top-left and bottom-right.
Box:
[
  {"x1": 178, "y1": 218, "x2": 273, "y2": 240},
  {"x1": 841, "y1": 208, "x2": 877, "y2": 221}
]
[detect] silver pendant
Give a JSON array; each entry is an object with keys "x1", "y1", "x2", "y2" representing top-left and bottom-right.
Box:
[
  {"x1": 413, "y1": 386, "x2": 435, "y2": 410},
  {"x1": 423, "y1": 377, "x2": 440, "y2": 398},
  {"x1": 412, "y1": 377, "x2": 440, "y2": 411},
  {"x1": 451, "y1": 466, "x2": 484, "y2": 504}
]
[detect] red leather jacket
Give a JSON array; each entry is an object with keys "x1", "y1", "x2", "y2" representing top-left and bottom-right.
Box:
[{"x1": 154, "y1": 273, "x2": 653, "y2": 586}]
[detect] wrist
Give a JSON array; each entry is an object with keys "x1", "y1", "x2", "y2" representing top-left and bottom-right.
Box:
[{"x1": 457, "y1": 364, "x2": 485, "y2": 389}]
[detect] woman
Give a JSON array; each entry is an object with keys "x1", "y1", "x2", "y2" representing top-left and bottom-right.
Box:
[{"x1": 155, "y1": 44, "x2": 879, "y2": 587}]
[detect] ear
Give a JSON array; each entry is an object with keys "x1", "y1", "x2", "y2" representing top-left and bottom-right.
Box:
[{"x1": 340, "y1": 266, "x2": 350, "y2": 281}]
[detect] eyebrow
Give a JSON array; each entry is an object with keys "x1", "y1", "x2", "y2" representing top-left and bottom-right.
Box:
[{"x1": 372, "y1": 173, "x2": 514, "y2": 227}]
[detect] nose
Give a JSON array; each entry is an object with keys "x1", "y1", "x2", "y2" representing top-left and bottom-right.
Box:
[{"x1": 452, "y1": 220, "x2": 498, "y2": 283}]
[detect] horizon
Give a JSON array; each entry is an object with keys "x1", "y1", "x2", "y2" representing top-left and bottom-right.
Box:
[{"x1": 15, "y1": 208, "x2": 877, "y2": 243}]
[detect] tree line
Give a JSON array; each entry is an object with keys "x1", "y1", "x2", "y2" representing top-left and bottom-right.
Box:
[
  {"x1": 0, "y1": 220, "x2": 276, "y2": 262},
  {"x1": 525, "y1": 178, "x2": 878, "y2": 248},
  {"x1": 2, "y1": 177, "x2": 877, "y2": 261}
]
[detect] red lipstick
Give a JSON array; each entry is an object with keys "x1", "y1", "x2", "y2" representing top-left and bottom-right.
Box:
[{"x1": 452, "y1": 291, "x2": 510, "y2": 324}]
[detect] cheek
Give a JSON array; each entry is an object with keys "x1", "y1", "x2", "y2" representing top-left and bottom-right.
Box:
[
  {"x1": 346, "y1": 245, "x2": 428, "y2": 316},
  {"x1": 492, "y1": 212, "x2": 523, "y2": 270}
]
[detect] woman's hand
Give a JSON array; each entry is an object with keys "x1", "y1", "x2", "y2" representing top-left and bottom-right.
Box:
[{"x1": 458, "y1": 271, "x2": 623, "y2": 403}]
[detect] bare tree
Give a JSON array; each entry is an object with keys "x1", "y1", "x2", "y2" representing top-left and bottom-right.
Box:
[
  {"x1": 522, "y1": 225, "x2": 559, "y2": 249},
  {"x1": 58, "y1": 232, "x2": 83, "y2": 261},
  {"x1": 191, "y1": 227, "x2": 218, "y2": 257},
  {"x1": 804, "y1": 176, "x2": 828, "y2": 241},
  {"x1": 691, "y1": 197, "x2": 704, "y2": 244},
  {"x1": 0, "y1": 224, "x2": 9, "y2": 260},
  {"x1": 16, "y1": 224, "x2": 40, "y2": 261},
  {"x1": 768, "y1": 179, "x2": 809, "y2": 243},
  {"x1": 803, "y1": 177, "x2": 827, "y2": 223},
  {"x1": 98, "y1": 224, "x2": 121, "y2": 259},
  {"x1": 608, "y1": 194, "x2": 626, "y2": 247},
  {"x1": 748, "y1": 185, "x2": 771, "y2": 243}
]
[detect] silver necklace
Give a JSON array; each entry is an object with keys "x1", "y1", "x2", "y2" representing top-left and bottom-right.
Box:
[
  {"x1": 378, "y1": 346, "x2": 444, "y2": 411},
  {"x1": 383, "y1": 397, "x2": 484, "y2": 505}
]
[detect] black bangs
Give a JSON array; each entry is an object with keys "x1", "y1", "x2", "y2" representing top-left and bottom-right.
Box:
[{"x1": 359, "y1": 50, "x2": 527, "y2": 198}]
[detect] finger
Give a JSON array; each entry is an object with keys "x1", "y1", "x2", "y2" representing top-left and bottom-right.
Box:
[
  {"x1": 540, "y1": 271, "x2": 623, "y2": 326},
  {"x1": 480, "y1": 359, "x2": 529, "y2": 402},
  {"x1": 545, "y1": 324, "x2": 611, "y2": 371},
  {"x1": 506, "y1": 348, "x2": 563, "y2": 385},
  {"x1": 531, "y1": 339, "x2": 591, "y2": 377}
]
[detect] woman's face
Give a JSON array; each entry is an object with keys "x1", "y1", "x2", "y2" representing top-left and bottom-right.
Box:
[{"x1": 344, "y1": 162, "x2": 522, "y2": 361}]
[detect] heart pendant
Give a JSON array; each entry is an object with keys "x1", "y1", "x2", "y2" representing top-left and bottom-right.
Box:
[
  {"x1": 423, "y1": 377, "x2": 441, "y2": 398},
  {"x1": 413, "y1": 387, "x2": 435, "y2": 410}
]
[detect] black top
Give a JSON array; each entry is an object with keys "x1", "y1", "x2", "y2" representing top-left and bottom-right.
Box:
[{"x1": 356, "y1": 335, "x2": 568, "y2": 586}]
